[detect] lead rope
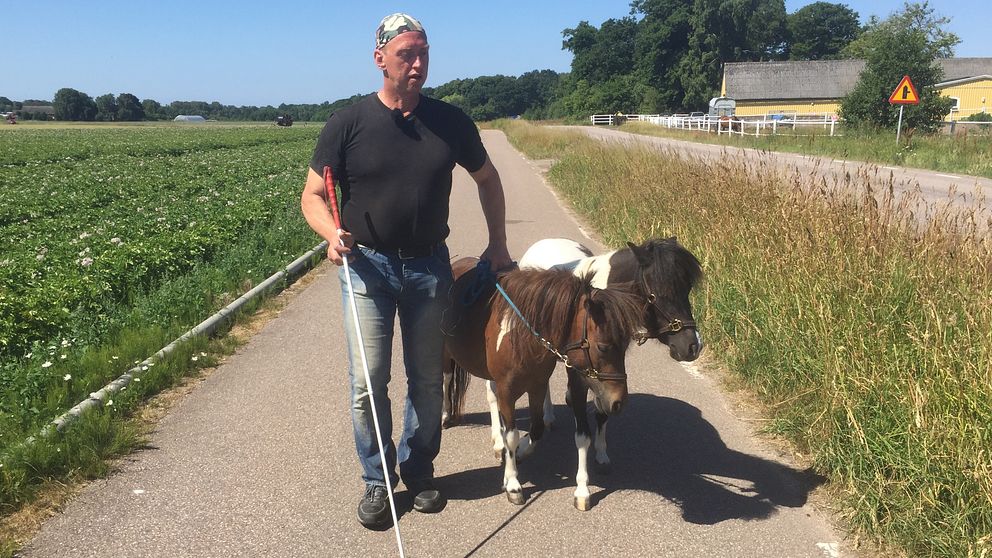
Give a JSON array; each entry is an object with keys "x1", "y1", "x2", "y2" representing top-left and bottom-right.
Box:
[
  {"x1": 483, "y1": 259, "x2": 593, "y2": 374},
  {"x1": 324, "y1": 167, "x2": 405, "y2": 558}
]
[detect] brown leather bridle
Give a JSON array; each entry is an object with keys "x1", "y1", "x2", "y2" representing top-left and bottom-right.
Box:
[{"x1": 634, "y1": 272, "x2": 697, "y2": 346}]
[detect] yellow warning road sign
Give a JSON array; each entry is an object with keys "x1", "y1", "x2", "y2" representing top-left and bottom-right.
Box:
[{"x1": 889, "y1": 75, "x2": 920, "y2": 105}]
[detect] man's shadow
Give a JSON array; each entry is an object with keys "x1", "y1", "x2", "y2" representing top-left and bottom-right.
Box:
[{"x1": 439, "y1": 393, "x2": 825, "y2": 525}]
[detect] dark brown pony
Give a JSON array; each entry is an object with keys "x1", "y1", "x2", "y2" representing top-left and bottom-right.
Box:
[{"x1": 442, "y1": 257, "x2": 642, "y2": 509}]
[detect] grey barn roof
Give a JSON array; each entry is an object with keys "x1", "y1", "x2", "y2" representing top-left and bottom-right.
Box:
[
  {"x1": 725, "y1": 58, "x2": 992, "y2": 101},
  {"x1": 939, "y1": 58, "x2": 992, "y2": 82}
]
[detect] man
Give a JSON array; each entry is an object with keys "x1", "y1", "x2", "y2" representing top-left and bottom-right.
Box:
[{"x1": 300, "y1": 13, "x2": 513, "y2": 528}]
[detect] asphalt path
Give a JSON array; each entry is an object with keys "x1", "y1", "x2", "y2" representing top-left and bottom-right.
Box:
[
  {"x1": 574, "y1": 125, "x2": 992, "y2": 228},
  {"x1": 22, "y1": 130, "x2": 849, "y2": 558}
]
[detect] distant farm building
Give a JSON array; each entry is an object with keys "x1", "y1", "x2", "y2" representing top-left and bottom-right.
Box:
[
  {"x1": 173, "y1": 115, "x2": 206, "y2": 122},
  {"x1": 722, "y1": 58, "x2": 992, "y2": 121}
]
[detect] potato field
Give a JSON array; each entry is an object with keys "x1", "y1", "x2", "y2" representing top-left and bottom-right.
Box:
[{"x1": 0, "y1": 124, "x2": 321, "y2": 454}]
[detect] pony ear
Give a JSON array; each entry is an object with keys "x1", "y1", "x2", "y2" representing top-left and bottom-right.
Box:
[
  {"x1": 627, "y1": 241, "x2": 651, "y2": 267},
  {"x1": 584, "y1": 289, "x2": 607, "y2": 319}
]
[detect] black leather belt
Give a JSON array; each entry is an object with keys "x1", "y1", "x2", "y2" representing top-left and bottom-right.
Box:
[{"x1": 361, "y1": 244, "x2": 440, "y2": 260}]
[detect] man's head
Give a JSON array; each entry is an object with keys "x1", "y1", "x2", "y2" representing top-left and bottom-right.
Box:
[
  {"x1": 375, "y1": 13, "x2": 426, "y2": 49},
  {"x1": 374, "y1": 13, "x2": 429, "y2": 97}
]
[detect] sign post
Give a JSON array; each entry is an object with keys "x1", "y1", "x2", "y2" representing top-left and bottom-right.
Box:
[{"x1": 888, "y1": 75, "x2": 920, "y2": 144}]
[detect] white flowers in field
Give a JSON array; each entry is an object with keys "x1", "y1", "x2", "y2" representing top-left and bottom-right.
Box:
[
  {"x1": 80, "y1": 257, "x2": 94, "y2": 267},
  {"x1": 42, "y1": 361, "x2": 52, "y2": 368},
  {"x1": 63, "y1": 374, "x2": 72, "y2": 381},
  {"x1": 110, "y1": 237, "x2": 123, "y2": 246}
]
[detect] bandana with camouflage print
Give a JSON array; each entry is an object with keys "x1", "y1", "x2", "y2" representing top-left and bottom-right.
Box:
[{"x1": 375, "y1": 13, "x2": 426, "y2": 48}]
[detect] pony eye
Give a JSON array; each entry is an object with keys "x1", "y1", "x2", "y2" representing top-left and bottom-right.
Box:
[{"x1": 597, "y1": 343, "x2": 613, "y2": 353}]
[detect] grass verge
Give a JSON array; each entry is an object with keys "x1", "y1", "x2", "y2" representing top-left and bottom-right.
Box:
[
  {"x1": 495, "y1": 119, "x2": 992, "y2": 557},
  {"x1": 0, "y1": 251, "x2": 323, "y2": 557},
  {"x1": 618, "y1": 121, "x2": 992, "y2": 180}
]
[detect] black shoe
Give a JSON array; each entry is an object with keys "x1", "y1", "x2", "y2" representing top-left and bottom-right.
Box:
[
  {"x1": 408, "y1": 480, "x2": 445, "y2": 513},
  {"x1": 357, "y1": 485, "x2": 391, "y2": 527}
]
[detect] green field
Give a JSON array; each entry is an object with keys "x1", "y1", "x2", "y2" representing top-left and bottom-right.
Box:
[{"x1": 0, "y1": 124, "x2": 321, "y2": 521}]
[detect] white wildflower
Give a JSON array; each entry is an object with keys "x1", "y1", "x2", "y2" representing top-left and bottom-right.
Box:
[
  {"x1": 63, "y1": 374, "x2": 72, "y2": 381},
  {"x1": 110, "y1": 237, "x2": 123, "y2": 245},
  {"x1": 42, "y1": 361, "x2": 52, "y2": 368},
  {"x1": 79, "y1": 232, "x2": 91, "y2": 239},
  {"x1": 80, "y1": 257, "x2": 94, "y2": 267},
  {"x1": 105, "y1": 399, "x2": 113, "y2": 407},
  {"x1": 191, "y1": 356, "x2": 199, "y2": 362}
]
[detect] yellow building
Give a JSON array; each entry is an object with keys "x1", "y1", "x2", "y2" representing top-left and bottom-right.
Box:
[
  {"x1": 938, "y1": 75, "x2": 991, "y2": 119},
  {"x1": 722, "y1": 58, "x2": 992, "y2": 121}
]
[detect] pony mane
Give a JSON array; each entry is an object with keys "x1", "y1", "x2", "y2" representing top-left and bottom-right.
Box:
[
  {"x1": 492, "y1": 269, "x2": 644, "y2": 368},
  {"x1": 492, "y1": 268, "x2": 584, "y2": 364},
  {"x1": 636, "y1": 238, "x2": 703, "y2": 300},
  {"x1": 585, "y1": 281, "x2": 643, "y2": 346}
]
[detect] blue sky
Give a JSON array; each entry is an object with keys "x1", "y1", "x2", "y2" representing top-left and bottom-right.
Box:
[{"x1": 2, "y1": 1, "x2": 988, "y2": 106}]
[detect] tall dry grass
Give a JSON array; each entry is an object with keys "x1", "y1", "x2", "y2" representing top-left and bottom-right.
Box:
[
  {"x1": 620, "y1": 121, "x2": 992, "y2": 179},
  {"x1": 496, "y1": 119, "x2": 992, "y2": 557}
]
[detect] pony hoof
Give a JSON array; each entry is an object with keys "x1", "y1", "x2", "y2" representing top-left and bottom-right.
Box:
[
  {"x1": 594, "y1": 461, "x2": 612, "y2": 475},
  {"x1": 506, "y1": 490, "x2": 525, "y2": 505},
  {"x1": 574, "y1": 496, "x2": 591, "y2": 511},
  {"x1": 494, "y1": 449, "x2": 504, "y2": 462},
  {"x1": 441, "y1": 416, "x2": 458, "y2": 429}
]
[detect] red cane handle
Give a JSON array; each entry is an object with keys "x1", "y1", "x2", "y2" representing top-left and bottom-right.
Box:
[{"x1": 322, "y1": 166, "x2": 343, "y2": 230}]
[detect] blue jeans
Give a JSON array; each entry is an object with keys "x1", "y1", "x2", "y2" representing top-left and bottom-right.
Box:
[{"x1": 338, "y1": 243, "x2": 452, "y2": 488}]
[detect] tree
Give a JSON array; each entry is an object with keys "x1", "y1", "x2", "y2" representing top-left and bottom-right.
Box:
[
  {"x1": 52, "y1": 88, "x2": 97, "y2": 121},
  {"x1": 569, "y1": 17, "x2": 638, "y2": 84},
  {"x1": 840, "y1": 2, "x2": 958, "y2": 133},
  {"x1": 95, "y1": 93, "x2": 118, "y2": 121},
  {"x1": 665, "y1": 0, "x2": 789, "y2": 109},
  {"x1": 632, "y1": 0, "x2": 694, "y2": 112},
  {"x1": 787, "y1": 2, "x2": 861, "y2": 60},
  {"x1": 843, "y1": 1, "x2": 958, "y2": 59},
  {"x1": 116, "y1": 93, "x2": 145, "y2": 121},
  {"x1": 141, "y1": 98, "x2": 163, "y2": 120},
  {"x1": 0, "y1": 96, "x2": 12, "y2": 111}
]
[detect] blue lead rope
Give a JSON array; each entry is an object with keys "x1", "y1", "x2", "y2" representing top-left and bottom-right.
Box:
[
  {"x1": 485, "y1": 261, "x2": 575, "y2": 366},
  {"x1": 469, "y1": 259, "x2": 540, "y2": 339}
]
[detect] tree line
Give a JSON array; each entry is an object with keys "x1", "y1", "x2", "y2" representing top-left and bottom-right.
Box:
[{"x1": 2, "y1": 2, "x2": 961, "y2": 130}]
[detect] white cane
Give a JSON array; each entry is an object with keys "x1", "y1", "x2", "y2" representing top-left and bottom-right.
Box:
[{"x1": 324, "y1": 167, "x2": 406, "y2": 557}]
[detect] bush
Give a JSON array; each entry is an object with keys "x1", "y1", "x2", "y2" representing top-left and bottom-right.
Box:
[{"x1": 964, "y1": 111, "x2": 992, "y2": 122}]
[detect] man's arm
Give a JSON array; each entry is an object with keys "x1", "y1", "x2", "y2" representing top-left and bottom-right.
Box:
[
  {"x1": 469, "y1": 156, "x2": 513, "y2": 270},
  {"x1": 301, "y1": 167, "x2": 352, "y2": 266}
]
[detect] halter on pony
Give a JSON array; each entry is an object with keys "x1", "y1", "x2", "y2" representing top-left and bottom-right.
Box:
[{"x1": 476, "y1": 260, "x2": 626, "y2": 382}]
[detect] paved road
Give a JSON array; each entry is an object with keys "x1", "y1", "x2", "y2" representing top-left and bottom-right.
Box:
[
  {"x1": 22, "y1": 131, "x2": 849, "y2": 558},
  {"x1": 575, "y1": 125, "x2": 992, "y2": 228}
]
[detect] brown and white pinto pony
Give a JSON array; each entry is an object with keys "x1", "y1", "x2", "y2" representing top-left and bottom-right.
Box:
[{"x1": 442, "y1": 257, "x2": 642, "y2": 509}]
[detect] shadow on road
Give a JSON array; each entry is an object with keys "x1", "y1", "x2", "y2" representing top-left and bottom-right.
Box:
[{"x1": 439, "y1": 393, "x2": 825, "y2": 525}]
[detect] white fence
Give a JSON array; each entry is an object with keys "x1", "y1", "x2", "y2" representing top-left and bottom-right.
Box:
[{"x1": 591, "y1": 113, "x2": 840, "y2": 137}]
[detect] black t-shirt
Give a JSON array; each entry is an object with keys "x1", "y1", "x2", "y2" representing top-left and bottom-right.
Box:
[{"x1": 309, "y1": 93, "x2": 488, "y2": 250}]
